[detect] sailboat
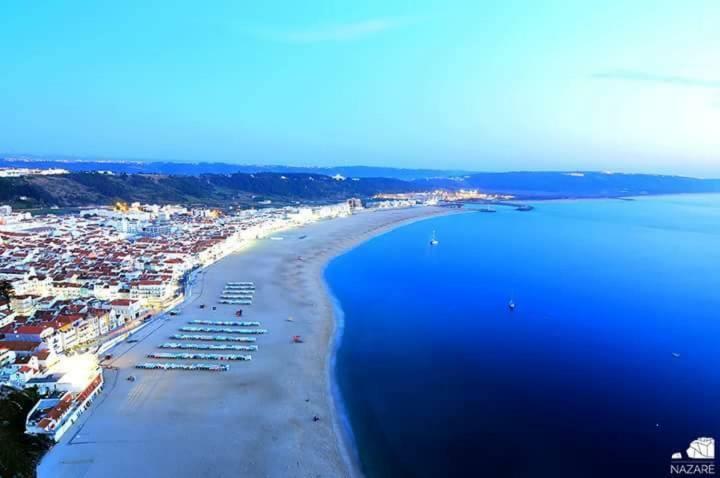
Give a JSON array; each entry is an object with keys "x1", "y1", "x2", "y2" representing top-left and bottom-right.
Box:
[
  {"x1": 508, "y1": 299, "x2": 516, "y2": 311},
  {"x1": 429, "y1": 230, "x2": 439, "y2": 246}
]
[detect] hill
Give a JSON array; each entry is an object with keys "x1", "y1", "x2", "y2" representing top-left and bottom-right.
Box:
[
  {"x1": 0, "y1": 172, "x2": 416, "y2": 208},
  {"x1": 0, "y1": 157, "x2": 472, "y2": 180},
  {"x1": 1, "y1": 171, "x2": 719, "y2": 209}
]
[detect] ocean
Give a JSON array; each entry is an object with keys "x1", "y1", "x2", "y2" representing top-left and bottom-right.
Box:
[{"x1": 325, "y1": 195, "x2": 720, "y2": 478}]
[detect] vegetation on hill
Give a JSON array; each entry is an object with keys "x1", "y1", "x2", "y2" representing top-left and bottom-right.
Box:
[
  {"x1": 1, "y1": 170, "x2": 719, "y2": 209},
  {"x1": 0, "y1": 388, "x2": 51, "y2": 478},
  {"x1": 0, "y1": 172, "x2": 416, "y2": 208}
]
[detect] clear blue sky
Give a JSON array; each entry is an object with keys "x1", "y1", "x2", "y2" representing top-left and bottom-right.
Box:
[{"x1": 1, "y1": 1, "x2": 718, "y2": 175}]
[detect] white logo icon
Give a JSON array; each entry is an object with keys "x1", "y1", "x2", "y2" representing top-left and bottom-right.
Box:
[{"x1": 672, "y1": 437, "x2": 715, "y2": 460}]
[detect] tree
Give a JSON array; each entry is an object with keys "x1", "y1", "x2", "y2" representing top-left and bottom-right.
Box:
[
  {"x1": 0, "y1": 387, "x2": 51, "y2": 478},
  {"x1": 0, "y1": 280, "x2": 14, "y2": 302}
]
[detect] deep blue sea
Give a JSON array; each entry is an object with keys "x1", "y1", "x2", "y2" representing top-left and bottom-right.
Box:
[{"x1": 326, "y1": 195, "x2": 720, "y2": 478}]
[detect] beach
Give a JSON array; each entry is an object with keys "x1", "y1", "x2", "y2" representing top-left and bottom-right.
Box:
[{"x1": 38, "y1": 206, "x2": 454, "y2": 478}]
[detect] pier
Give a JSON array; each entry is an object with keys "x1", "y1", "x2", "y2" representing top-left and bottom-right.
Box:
[{"x1": 441, "y1": 199, "x2": 534, "y2": 211}]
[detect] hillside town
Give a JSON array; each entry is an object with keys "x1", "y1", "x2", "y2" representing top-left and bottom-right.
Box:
[
  {"x1": 0, "y1": 199, "x2": 363, "y2": 442},
  {"x1": 0, "y1": 166, "x2": 70, "y2": 177}
]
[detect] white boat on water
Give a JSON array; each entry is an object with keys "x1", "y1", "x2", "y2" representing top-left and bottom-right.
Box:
[{"x1": 430, "y1": 230, "x2": 439, "y2": 246}]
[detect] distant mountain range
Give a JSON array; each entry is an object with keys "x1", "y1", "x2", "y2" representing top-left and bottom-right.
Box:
[
  {"x1": 0, "y1": 156, "x2": 472, "y2": 180},
  {"x1": 1, "y1": 157, "x2": 719, "y2": 209},
  {"x1": 420, "y1": 171, "x2": 720, "y2": 198}
]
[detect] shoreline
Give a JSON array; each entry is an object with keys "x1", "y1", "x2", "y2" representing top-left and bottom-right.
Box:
[
  {"x1": 37, "y1": 206, "x2": 462, "y2": 478},
  {"x1": 319, "y1": 208, "x2": 468, "y2": 478}
]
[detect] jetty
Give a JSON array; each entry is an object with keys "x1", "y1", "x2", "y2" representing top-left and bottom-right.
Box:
[{"x1": 441, "y1": 199, "x2": 534, "y2": 211}]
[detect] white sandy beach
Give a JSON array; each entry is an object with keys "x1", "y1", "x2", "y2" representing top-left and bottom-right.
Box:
[{"x1": 38, "y1": 206, "x2": 455, "y2": 478}]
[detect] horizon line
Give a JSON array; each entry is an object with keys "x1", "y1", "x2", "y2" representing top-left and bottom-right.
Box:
[{"x1": 1, "y1": 155, "x2": 719, "y2": 180}]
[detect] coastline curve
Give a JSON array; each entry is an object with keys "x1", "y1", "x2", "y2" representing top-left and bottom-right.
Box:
[{"x1": 318, "y1": 207, "x2": 467, "y2": 478}]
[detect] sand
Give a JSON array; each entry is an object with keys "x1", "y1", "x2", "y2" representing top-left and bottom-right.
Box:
[{"x1": 38, "y1": 206, "x2": 455, "y2": 478}]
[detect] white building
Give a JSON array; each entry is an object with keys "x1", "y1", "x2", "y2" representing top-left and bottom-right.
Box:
[
  {"x1": 25, "y1": 361, "x2": 103, "y2": 442},
  {"x1": 109, "y1": 299, "x2": 143, "y2": 325},
  {"x1": 0, "y1": 347, "x2": 16, "y2": 368}
]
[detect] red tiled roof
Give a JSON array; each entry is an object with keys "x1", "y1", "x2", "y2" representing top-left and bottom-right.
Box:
[
  {"x1": 16, "y1": 325, "x2": 51, "y2": 335},
  {"x1": 110, "y1": 299, "x2": 133, "y2": 306},
  {"x1": 0, "y1": 341, "x2": 41, "y2": 352},
  {"x1": 37, "y1": 393, "x2": 73, "y2": 430}
]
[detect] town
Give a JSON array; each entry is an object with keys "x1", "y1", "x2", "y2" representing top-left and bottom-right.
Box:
[
  {"x1": 0, "y1": 182, "x2": 495, "y2": 461},
  {"x1": 0, "y1": 198, "x2": 373, "y2": 442}
]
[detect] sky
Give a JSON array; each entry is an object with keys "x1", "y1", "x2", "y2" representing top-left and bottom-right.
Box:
[{"x1": 1, "y1": 0, "x2": 719, "y2": 176}]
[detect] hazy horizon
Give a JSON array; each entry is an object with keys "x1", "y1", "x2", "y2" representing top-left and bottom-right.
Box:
[
  {"x1": 1, "y1": 1, "x2": 719, "y2": 176},
  {"x1": 4, "y1": 152, "x2": 720, "y2": 179}
]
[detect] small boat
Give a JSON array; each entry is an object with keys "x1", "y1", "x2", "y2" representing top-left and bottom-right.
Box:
[
  {"x1": 430, "y1": 230, "x2": 439, "y2": 246},
  {"x1": 508, "y1": 300, "x2": 516, "y2": 311},
  {"x1": 479, "y1": 206, "x2": 496, "y2": 213},
  {"x1": 672, "y1": 352, "x2": 680, "y2": 358}
]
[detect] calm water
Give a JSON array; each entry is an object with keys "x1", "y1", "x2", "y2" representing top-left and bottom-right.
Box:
[{"x1": 326, "y1": 195, "x2": 720, "y2": 478}]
